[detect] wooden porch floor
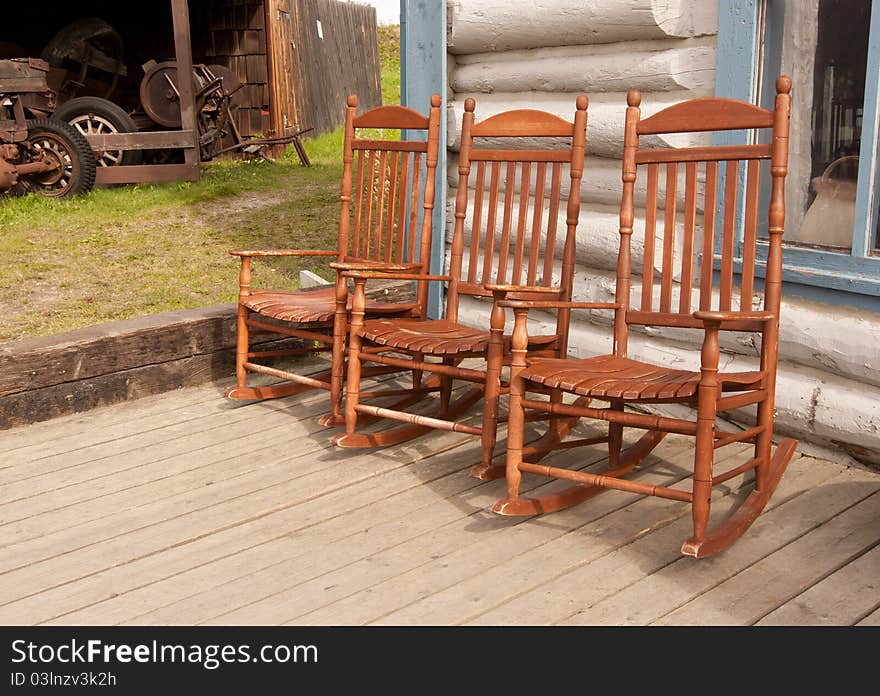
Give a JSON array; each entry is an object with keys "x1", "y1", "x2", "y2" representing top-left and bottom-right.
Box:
[{"x1": 1, "y1": 359, "x2": 878, "y2": 626}]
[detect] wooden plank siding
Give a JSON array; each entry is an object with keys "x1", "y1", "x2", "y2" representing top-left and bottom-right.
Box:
[
  {"x1": 189, "y1": 0, "x2": 382, "y2": 138},
  {"x1": 0, "y1": 358, "x2": 877, "y2": 626},
  {"x1": 290, "y1": 0, "x2": 384, "y2": 134},
  {"x1": 191, "y1": 0, "x2": 272, "y2": 138}
]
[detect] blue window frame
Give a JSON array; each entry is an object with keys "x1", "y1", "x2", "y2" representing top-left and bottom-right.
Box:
[{"x1": 717, "y1": 0, "x2": 880, "y2": 306}]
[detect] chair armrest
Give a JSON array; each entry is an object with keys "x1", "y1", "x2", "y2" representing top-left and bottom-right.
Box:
[
  {"x1": 330, "y1": 261, "x2": 423, "y2": 272},
  {"x1": 229, "y1": 249, "x2": 337, "y2": 257},
  {"x1": 693, "y1": 310, "x2": 775, "y2": 322},
  {"x1": 693, "y1": 311, "x2": 774, "y2": 375},
  {"x1": 501, "y1": 300, "x2": 621, "y2": 354},
  {"x1": 498, "y1": 300, "x2": 621, "y2": 310},
  {"x1": 342, "y1": 271, "x2": 451, "y2": 281},
  {"x1": 693, "y1": 310, "x2": 775, "y2": 326},
  {"x1": 483, "y1": 283, "x2": 560, "y2": 295}
]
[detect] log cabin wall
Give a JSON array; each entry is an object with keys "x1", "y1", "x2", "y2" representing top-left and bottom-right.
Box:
[{"x1": 445, "y1": 0, "x2": 880, "y2": 465}]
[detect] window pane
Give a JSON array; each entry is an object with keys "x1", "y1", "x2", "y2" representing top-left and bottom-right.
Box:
[{"x1": 786, "y1": 0, "x2": 871, "y2": 250}]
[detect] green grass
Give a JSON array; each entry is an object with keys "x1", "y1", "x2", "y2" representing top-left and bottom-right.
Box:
[
  {"x1": 1, "y1": 159, "x2": 302, "y2": 231},
  {"x1": 0, "y1": 161, "x2": 342, "y2": 340},
  {"x1": 0, "y1": 26, "x2": 402, "y2": 342},
  {"x1": 379, "y1": 24, "x2": 401, "y2": 106}
]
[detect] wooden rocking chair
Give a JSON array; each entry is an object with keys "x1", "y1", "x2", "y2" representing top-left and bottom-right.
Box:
[
  {"x1": 226, "y1": 94, "x2": 442, "y2": 426},
  {"x1": 495, "y1": 78, "x2": 795, "y2": 558},
  {"x1": 333, "y1": 96, "x2": 590, "y2": 479}
]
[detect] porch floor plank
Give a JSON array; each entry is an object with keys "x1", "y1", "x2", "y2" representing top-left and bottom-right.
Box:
[
  {"x1": 546, "y1": 463, "x2": 873, "y2": 626},
  {"x1": 654, "y1": 490, "x2": 880, "y2": 625},
  {"x1": 0, "y1": 358, "x2": 877, "y2": 626},
  {"x1": 756, "y1": 543, "x2": 880, "y2": 626}
]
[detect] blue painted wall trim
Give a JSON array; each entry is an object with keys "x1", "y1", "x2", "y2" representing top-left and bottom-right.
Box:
[
  {"x1": 715, "y1": 0, "x2": 761, "y2": 104},
  {"x1": 852, "y1": 0, "x2": 880, "y2": 258},
  {"x1": 400, "y1": 0, "x2": 447, "y2": 319},
  {"x1": 713, "y1": 0, "x2": 761, "y2": 258}
]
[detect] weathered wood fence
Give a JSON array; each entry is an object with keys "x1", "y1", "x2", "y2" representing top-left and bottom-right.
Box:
[{"x1": 290, "y1": 0, "x2": 383, "y2": 133}]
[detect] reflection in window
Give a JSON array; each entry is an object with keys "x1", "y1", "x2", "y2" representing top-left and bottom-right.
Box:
[{"x1": 790, "y1": 0, "x2": 870, "y2": 250}]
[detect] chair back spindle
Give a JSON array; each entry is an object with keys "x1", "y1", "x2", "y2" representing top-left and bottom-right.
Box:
[
  {"x1": 340, "y1": 95, "x2": 442, "y2": 317},
  {"x1": 447, "y1": 97, "x2": 588, "y2": 349},
  {"x1": 615, "y1": 80, "x2": 792, "y2": 354}
]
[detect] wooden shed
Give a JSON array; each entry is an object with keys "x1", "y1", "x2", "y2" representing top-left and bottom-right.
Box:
[
  {"x1": 191, "y1": 0, "x2": 383, "y2": 140},
  {"x1": 1, "y1": 0, "x2": 382, "y2": 183}
]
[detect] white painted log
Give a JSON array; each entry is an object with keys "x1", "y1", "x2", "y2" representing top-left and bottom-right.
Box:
[
  {"x1": 448, "y1": 91, "x2": 713, "y2": 157},
  {"x1": 447, "y1": 153, "x2": 701, "y2": 209},
  {"x1": 452, "y1": 39, "x2": 716, "y2": 94},
  {"x1": 774, "y1": 298, "x2": 880, "y2": 388},
  {"x1": 448, "y1": 0, "x2": 719, "y2": 54},
  {"x1": 456, "y1": 296, "x2": 880, "y2": 462},
  {"x1": 299, "y1": 270, "x2": 331, "y2": 288},
  {"x1": 445, "y1": 194, "x2": 681, "y2": 275},
  {"x1": 447, "y1": 251, "x2": 880, "y2": 389}
]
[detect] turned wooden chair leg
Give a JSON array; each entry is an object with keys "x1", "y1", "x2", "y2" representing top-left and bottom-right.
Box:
[
  {"x1": 691, "y1": 321, "x2": 721, "y2": 545},
  {"x1": 504, "y1": 375, "x2": 526, "y2": 502},
  {"x1": 691, "y1": 418, "x2": 715, "y2": 545},
  {"x1": 477, "y1": 296, "x2": 507, "y2": 473},
  {"x1": 342, "y1": 281, "x2": 367, "y2": 436},
  {"x1": 754, "y1": 398, "x2": 773, "y2": 491},
  {"x1": 412, "y1": 352, "x2": 424, "y2": 391},
  {"x1": 439, "y1": 356, "x2": 453, "y2": 417},
  {"x1": 549, "y1": 388, "x2": 564, "y2": 439},
  {"x1": 235, "y1": 305, "x2": 249, "y2": 390},
  {"x1": 324, "y1": 278, "x2": 350, "y2": 426},
  {"x1": 608, "y1": 398, "x2": 624, "y2": 468},
  {"x1": 234, "y1": 256, "x2": 252, "y2": 390},
  {"x1": 343, "y1": 339, "x2": 363, "y2": 435},
  {"x1": 494, "y1": 307, "x2": 530, "y2": 505}
]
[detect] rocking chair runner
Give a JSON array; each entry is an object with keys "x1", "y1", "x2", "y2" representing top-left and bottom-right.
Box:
[
  {"x1": 496, "y1": 77, "x2": 795, "y2": 558},
  {"x1": 226, "y1": 94, "x2": 442, "y2": 426},
  {"x1": 334, "y1": 96, "x2": 590, "y2": 479}
]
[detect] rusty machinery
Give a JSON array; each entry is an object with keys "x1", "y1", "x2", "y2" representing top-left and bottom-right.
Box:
[
  {"x1": 0, "y1": 18, "x2": 138, "y2": 171},
  {"x1": 138, "y1": 60, "x2": 311, "y2": 164},
  {"x1": 0, "y1": 58, "x2": 96, "y2": 198},
  {"x1": 3, "y1": 16, "x2": 310, "y2": 183}
]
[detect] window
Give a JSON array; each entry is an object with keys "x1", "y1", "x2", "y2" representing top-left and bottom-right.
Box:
[{"x1": 718, "y1": 0, "x2": 880, "y2": 299}]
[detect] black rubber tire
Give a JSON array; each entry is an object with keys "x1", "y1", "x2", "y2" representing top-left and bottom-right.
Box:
[
  {"x1": 20, "y1": 119, "x2": 97, "y2": 198},
  {"x1": 55, "y1": 96, "x2": 143, "y2": 167},
  {"x1": 41, "y1": 18, "x2": 123, "y2": 70}
]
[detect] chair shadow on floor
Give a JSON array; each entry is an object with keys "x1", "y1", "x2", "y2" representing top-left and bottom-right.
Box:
[{"x1": 220, "y1": 359, "x2": 797, "y2": 581}]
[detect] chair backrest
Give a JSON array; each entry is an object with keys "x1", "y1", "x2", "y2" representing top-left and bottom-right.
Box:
[
  {"x1": 613, "y1": 77, "x2": 792, "y2": 354},
  {"x1": 447, "y1": 96, "x2": 589, "y2": 339},
  {"x1": 339, "y1": 94, "x2": 442, "y2": 312}
]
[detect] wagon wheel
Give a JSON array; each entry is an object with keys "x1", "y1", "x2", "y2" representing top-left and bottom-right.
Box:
[
  {"x1": 54, "y1": 96, "x2": 143, "y2": 167},
  {"x1": 19, "y1": 118, "x2": 96, "y2": 198}
]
